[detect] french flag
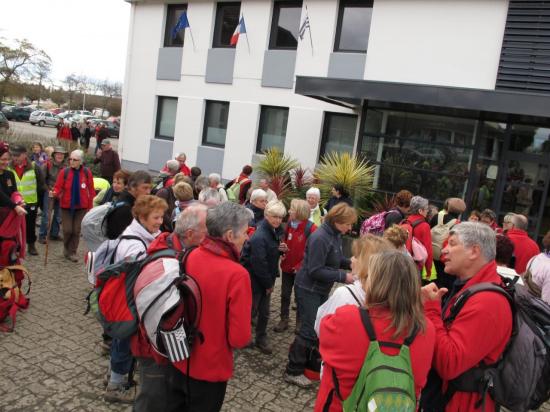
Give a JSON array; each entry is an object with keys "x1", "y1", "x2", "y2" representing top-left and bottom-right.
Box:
[{"x1": 230, "y1": 16, "x2": 246, "y2": 46}]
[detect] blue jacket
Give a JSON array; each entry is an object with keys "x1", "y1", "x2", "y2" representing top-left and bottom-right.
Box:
[{"x1": 295, "y1": 222, "x2": 351, "y2": 296}]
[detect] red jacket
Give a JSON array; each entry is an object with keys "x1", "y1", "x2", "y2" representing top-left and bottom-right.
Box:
[
  {"x1": 52, "y1": 167, "x2": 95, "y2": 209},
  {"x1": 281, "y1": 220, "x2": 317, "y2": 273},
  {"x1": 407, "y1": 214, "x2": 433, "y2": 274},
  {"x1": 506, "y1": 228, "x2": 540, "y2": 274},
  {"x1": 315, "y1": 306, "x2": 435, "y2": 412},
  {"x1": 424, "y1": 261, "x2": 513, "y2": 412}
]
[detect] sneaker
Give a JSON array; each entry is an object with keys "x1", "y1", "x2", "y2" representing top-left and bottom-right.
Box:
[
  {"x1": 67, "y1": 254, "x2": 78, "y2": 263},
  {"x1": 255, "y1": 340, "x2": 273, "y2": 355},
  {"x1": 104, "y1": 383, "x2": 136, "y2": 404},
  {"x1": 284, "y1": 373, "x2": 313, "y2": 388},
  {"x1": 273, "y1": 318, "x2": 289, "y2": 333}
]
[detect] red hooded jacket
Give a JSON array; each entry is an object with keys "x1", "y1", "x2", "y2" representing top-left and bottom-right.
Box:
[
  {"x1": 281, "y1": 220, "x2": 317, "y2": 273},
  {"x1": 52, "y1": 167, "x2": 95, "y2": 210},
  {"x1": 506, "y1": 228, "x2": 540, "y2": 274},
  {"x1": 424, "y1": 261, "x2": 513, "y2": 412}
]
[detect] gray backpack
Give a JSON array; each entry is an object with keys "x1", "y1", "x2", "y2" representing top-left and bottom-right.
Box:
[
  {"x1": 444, "y1": 277, "x2": 550, "y2": 411},
  {"x1": 81, "y1": 200, "x2": 128, "y2": 252}
]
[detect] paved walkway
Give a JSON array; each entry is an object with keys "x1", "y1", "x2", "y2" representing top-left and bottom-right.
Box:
[{"x1": 0, "y1": 239, "x2": 548, "y2": 411}]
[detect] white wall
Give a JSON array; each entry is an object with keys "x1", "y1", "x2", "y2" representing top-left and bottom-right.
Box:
[{"x1": 365, "y1": 0, "x2": 509, "y2": 89}]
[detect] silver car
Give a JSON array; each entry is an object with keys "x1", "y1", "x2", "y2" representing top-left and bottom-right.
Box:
[{"x1": 29, "y1": 111, "x2": 59, "y2": 127}]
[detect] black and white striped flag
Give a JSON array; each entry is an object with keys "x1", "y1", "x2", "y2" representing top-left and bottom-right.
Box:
[
  {"x1": 299, "y1": 14, "x2": 310, "y2": 40},
  {"x1": 160, "y1": 321, "x2": 190, "y2": 362}
]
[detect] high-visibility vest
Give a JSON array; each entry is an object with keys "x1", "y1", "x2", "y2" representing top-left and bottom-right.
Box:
[{"x1": 10, "y1": 165, "x2": 38, "y2": 204}]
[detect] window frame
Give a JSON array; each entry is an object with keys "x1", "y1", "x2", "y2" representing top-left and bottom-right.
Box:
[
  {"x1": 163, "y1": 3, "x2": 188, "y2": 48},
  {"x1": 155, "y1": 96, "x2": 178, "y2": 141},
  {"x1": 212, "y1": 2, "x2": 241, "y2": 49},
  {"x1": 268, "y1": 0, "x2": 303, "y2": 50},
  {"x1": 319, "y1": 112, "x2": 358, "y2": 159},
  {"x1": 256, "y1": 105, "x2": 290, "y2": 153},
  {"x1": 334, "y1": 0, "x2": 373, "y2": 53},
  {"x1": 202, "y1": 100, "x2": 230, "y2": 148}
]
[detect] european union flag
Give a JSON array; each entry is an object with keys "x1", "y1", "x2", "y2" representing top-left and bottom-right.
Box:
[{"x1": 171, "y1": 11, "x2": 190, "y2": 40}]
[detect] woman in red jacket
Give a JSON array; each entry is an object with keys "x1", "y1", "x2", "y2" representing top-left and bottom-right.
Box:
[
  {"x1": 406, "y1": 195, "x2": 433, "y2": 279},
  {"x1": 51, "y1": 149, "x2": 95, "y2": 262},
  {"x1": 315, "y1": 250, "x2": 435, "y2": 412},
  {"x1": 274, "y1": 199, "x2": 317, "y2": 333}
]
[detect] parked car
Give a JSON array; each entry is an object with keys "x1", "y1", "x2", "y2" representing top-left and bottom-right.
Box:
[
  {"x1": 102, "y1": 121, "x2": 120, "y2": 138},
  {"x1": 71, "y1": 110, "x2": 93, "y2": 116},
  {"x1": 29, "y1": 111, "x2": 59, "y2": 127},
  {"x1": 3, "y1": 106, "x2": 33, "y2": 121},
  {"x1": 0, "y1": 112, "x2": 9, "y2": 133}
]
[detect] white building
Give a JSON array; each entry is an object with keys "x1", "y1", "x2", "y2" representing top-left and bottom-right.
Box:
[{"x1": 120, "y1": 0, "x2": 550, "y2": 240}]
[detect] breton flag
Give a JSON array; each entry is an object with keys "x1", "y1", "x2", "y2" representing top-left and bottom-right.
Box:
[
  {"x1": 230, "y1": 16, "x2": 247, "y2": 46},
  {"x1": 160, "y1": 321, "x2": 191, "y2": 362},
  {"x1": 171, "y1": 11, "x2": 190, "y2": 40},
  {"x1": 299, "y1": 13, "x2": 310, "y2": 40}
]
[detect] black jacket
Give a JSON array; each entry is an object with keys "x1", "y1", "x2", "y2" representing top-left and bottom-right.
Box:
[
  {"x1": 241, "y1": 219, "x2": 284, "y2": 294},
  {"x1": 246, "y1": 203, "x2": 265, "y2": 228},
  {"x1": 295, "y1": 222, "x2": 351, "y2": 296},
  {"x1": 326, "y1": 195, "x2": 353, "y2": 212},
  {"x1": 0, "y1": 169, "x2": 18, "y2": 209},
  {"x1": 106, "y1": 190, "x2": 135, "y2": 239},
  {"x1": 384, "y1": 207, "x2": 406, "y2": 229}
]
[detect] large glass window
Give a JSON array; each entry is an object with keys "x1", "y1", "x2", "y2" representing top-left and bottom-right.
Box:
[
  {"x1": 334, "y1": 0, "x2": 373, "y2": 52},
  {"x1": 164, "y1": 4, "x2": 188, "y2": 47},
  {"x1": 320, "y1": 113, "x2": 357, "y2": 158},
  {"x1": 257, "y1": 106, "x2": 289, "y2": 153},
  {"x1": 509, "y1": 124, "x2": 550, "y2": 155},
  {"x1": 155, "y1": 97, "x2": 178, "y2": 140},
  {"x1": 212, "y1": 2, "x2": 241, "y2": 48},
  {"x1": 202, "y1": 101, "x2": 229, "y2": 147},
  {"x1": 269, "y1": 1, "x2": 302, "y2": 50}
]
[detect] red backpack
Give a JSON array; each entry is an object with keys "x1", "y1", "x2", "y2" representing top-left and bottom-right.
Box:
[{"x1": 0, "y1": 265, "x2": 31, "y2": 332}]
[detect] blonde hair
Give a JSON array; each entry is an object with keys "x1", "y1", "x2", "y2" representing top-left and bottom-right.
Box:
[
  {"x1": 325, "y1": 203, "x2": 358, "y2": 225},
  {"x1": 290, "y1": 198, "x2": 311, "y2": 221},
  {"x1": 173, "y1": 182, "x2": 194, "y2": 202},
  {"x1": 364, "y1": 251, "x2": 426, "y2": 338},
  {"x1": 173, "y1": 172, "x2": 188, "y2": 185},
  {"x1": 383, "y1": 225, "x2": 409, "y2": 249},
  {"x1": 265, "y1": 200, "x2": 286, "y2": 218},
  {"x1": 352, "y1": 235, "x2": 393, "y2": 283},
  {"x1": 44, "y1": 146, "x2": 54, "y2": 157}
]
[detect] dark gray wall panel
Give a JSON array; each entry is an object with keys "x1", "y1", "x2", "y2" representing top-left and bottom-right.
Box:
[
  {"x1": 205, "y1": 49, "x2": 236, "y2": 84},
  {"x1": 157, "y1": 48, "x2": 183, "y2": 81},
  {"x1": 261, "y1": 50, "x2": 297, "y2": 89},
  {"x1": 328, "y1": 52, "x2": 366, "y2": 80},
  {"x1": 121, "y1": 159, "x2": 150, "y2": 172},
  {"x1": 196, "y1": 145, "x2": 225, "y2": 176},
  {"x1": 148, "y1": 139, "x2": 174, "y2": 171}
]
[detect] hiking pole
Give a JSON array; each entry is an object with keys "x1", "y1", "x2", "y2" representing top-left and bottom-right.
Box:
[{"x1": 44, "y1": 196, "x2": 54, "y2": 267}]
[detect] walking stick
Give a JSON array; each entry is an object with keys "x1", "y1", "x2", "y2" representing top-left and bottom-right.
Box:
[{"x1": 44, "y1": 196, "x2": 54, "y2": 267}]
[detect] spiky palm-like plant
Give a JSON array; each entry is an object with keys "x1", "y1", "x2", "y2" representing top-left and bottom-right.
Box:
[
  {"x1": 315, "y1": 152, "x2": 375, "y2": 211},
  {"x1": 255, "y1": 148, "x2": 299, "y2": 180}
]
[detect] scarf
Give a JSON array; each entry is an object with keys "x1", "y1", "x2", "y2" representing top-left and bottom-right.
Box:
[
  {"x1": 201, "y1": 235, "x2": 240, "y2": 262},
  {"x1": 69, "y1": 167, "x2": 81, "y2": 212}
]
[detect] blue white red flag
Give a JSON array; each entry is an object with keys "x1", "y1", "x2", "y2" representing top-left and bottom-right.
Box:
[
  {"x1": 230, "y1": 16, "x2": 247, "y2": 46},
  {"x1": 171, "y1": 11, "x2": 190, "y2": 40}
]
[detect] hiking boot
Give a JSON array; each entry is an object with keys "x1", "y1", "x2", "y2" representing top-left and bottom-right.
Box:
[
  {"x1": 27, "y1": 243, "x2": 38, "y2": 256},
  {"x1": 104, "y1": 383, "x2": 136, "y2": 404},
  {"x1": 38, "y1": 238, "x2": 46, "y2": 245},
  {"x1": 273, "y1": 318, "x2": 289, "y2": 333},
  {"x1": 284, "y1": 373, "x2": 313, "y2": 388},
  {"x1": 255, "y1": 340, "x2": 273, "y2": 355}
]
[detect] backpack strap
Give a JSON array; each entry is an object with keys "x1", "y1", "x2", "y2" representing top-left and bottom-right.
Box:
[
  {"x1": 360, "y1": 307, "x2": 418, "y2": 348},
  {"x1": 345, "y1": 286, "x2": 362, "y2": 306}
]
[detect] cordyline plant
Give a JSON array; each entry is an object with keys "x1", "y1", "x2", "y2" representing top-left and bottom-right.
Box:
[
  {"x1": 255, "y1": 148, "x2": 300, "y2": 203},
  {"x1": 315, "y1": 152, "x2": 375, "y2": 213}
]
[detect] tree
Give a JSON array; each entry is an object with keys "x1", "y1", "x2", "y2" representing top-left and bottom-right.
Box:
[
  {"x1": 0, "y1": 38, "x2": 50, "y2": 102},
  {"x1": 33, "y1": 56, "x2": 52, "y2": 107},
  {"x1": 50, "y1": 87, "x2": 66, "y2": 107},
  {"x1": 99, "y1": 80, "x2": 122, "y2": 117}
]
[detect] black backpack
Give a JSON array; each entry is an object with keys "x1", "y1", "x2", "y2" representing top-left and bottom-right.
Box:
[{"x1": 442, "y1": 277, "x2": 550, "y2": 412}]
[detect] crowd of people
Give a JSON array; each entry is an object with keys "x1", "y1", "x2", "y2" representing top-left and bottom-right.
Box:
[{"x1": 1, "y1": 142, "x2": 549, "y2": 412}]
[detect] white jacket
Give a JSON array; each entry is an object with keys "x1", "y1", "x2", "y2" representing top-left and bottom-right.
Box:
[
  {"x1": 314, "y1": 280, "x2": 365, "y2": 337},
  {"x1": 527, "y1": 253, "x2": 550, "y2": 304},
  {"x1": 115, "y1": 219, "x2": 160, "y2": 262}
]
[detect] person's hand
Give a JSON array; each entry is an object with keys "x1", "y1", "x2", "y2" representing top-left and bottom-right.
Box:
[
  {"x1": 421, "y1": 283, "x2": 448, "y2": 303},
  {"x1": 344, "y1": 272, "x2": 354, "y2": 284},
  {"x1": 14, "y1": 205, "x2": 27, "y2": 216},
  {"x1": 49, "y1": 190, "x2": 55, "y2": 198},
  {"x1": 278, "y1": 242, "x2": 289, "y2": 253},
  {"x1": 96, "y1": 149, "x2": 102, "y2": 157}
]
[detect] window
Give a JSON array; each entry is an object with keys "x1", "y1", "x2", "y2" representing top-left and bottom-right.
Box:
[
  {"x1": 202, "y1": 101, "x2": 229, "y2": 147},
  {"x1": 269, "y1": 1, "x2": 302, "y2": 50},
  {"x1": 257, "y1": 106, "x2": 289, "y2": 153},
  {"x1": 334, "y1": 0, "x2": 373, "y2": 52},
  {"x1": 155, "y1": 97, "x2": 178, "y2": 140},
  {"x1": 320, "y1": 113, "x2": 357, "y2": 158},
  {"x1": 212, "y1": 2, "x2": 241, "y2": 48},
  {"x1": 164, "y1": 4, "x2": 188, "y2": 47}
]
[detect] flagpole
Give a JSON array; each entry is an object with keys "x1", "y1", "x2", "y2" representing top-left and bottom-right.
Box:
[
  {"x1": 242, "y1": 14, "x2": 251, "y2": 54},
  {"x1": 306, "y1": 4, "x2": 314, "y2": 56},
  {"x1": 188, "y1": 26, "x2": 196, "y2": 51}
]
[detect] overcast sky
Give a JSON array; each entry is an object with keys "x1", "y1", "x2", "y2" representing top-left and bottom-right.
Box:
[{"x1": 0, "y1": 0, "x2": 131, "y2": 84}]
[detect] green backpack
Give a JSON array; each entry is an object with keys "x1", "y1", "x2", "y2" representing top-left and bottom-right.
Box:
[
  {"x1": 226, "y1": 177, "x2": 250, "y2": 202},
  {"x1": 333, "y1": 308, "x2": 418, "y2": 412}
]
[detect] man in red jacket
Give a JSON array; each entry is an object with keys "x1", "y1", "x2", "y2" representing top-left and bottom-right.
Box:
[
  {"x1": 421, "y1": 222, "x2": 512, "y2": 412},
  {"x1": 503, "y1": 213, "x2": 539, "y2": 274}
]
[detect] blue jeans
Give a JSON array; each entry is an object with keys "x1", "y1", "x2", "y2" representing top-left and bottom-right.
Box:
[
  {"x1": 110, "y1": 337, "x2": 133, "y2": 375},
  {"x1": 39, "y1": 192, "x2": 61, "y2": 239}
]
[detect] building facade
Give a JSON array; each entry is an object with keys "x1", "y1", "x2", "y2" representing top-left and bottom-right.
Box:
[{"x1": 120, "y1": 0, "x2": 550, "y2": 241}]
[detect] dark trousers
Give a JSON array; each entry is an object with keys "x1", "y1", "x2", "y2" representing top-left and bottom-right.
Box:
[
  {"x1": 25, "y1": 203, "x2": 38, "y2": 244},
  {"x1": 110, "y1": 337, "x2": 133, "y2": 375},
  {"x1": 39, "y1": 192, "x2": 61, "y2": 239},
  {"x1": 60, "y1": 208, "x2": 86, "y2": 256},
  {"x1": 286, "y1": 286, "x2": 328, "y2": 375},
  {"x1": 252, "y1": 290, "x2": 271, "y2": 344},
  {"x1": 134, "y1": 358, "x2": 227, "y2": 412},
  {"x1": 434, "y1": 260, "x2": 456, "y2": 291},
  {"x1": 280, "y1": 272, "x2": 296, "y2": 320}
]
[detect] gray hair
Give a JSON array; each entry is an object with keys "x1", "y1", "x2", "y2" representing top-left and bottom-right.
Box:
[
  {"x1": 174, "y1": 204, "x2": 208, "y2": 236},
  {"x1": 209, "y1": 173, "x2": 221, "y2": 185},
  {"x1": 449, "y1": 222, "x2": 496, "y2": 262},
  {"x1": 198, "y1": 188, "x2": 222, "y2": 205},
  {"x1": 71, "y1": 149, "x2": 83, "y2": 160},
  {"x1": 250, "y1": 189, "x2": 267, "y2": 202},
  {"x1": 166, "y1": 160, "x2": 180, "y2": 173},
  {"x1": 306, "y1": 187, "x2": 321, "y2": 199},
  {"x1": 265, "y1": 200, "x2": 286, "y2": 217},
  {"x1": 409, "y1": 196, "x2": 429, "y2": 215},
  {"x1": 194, "y1": 176, "x2": 210, "y2": 193},
  {"x1": 511, "y1": 213, "x2": 528, "y2": 230},
  {"x1": 176, "y1": 152, "x2": 186, "y2": 160},
  {"x1": 206, "y1": 202, "x2": 253, "y2": 238},
  {"x1": 503, "y1": 212, "x2": 515, "y2": 225}
]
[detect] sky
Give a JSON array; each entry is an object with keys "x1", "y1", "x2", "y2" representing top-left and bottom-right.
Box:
[{"x1": 0, "y1": 0, "x2": 131, "y2": 85}]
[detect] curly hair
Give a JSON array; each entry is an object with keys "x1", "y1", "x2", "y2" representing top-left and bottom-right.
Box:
[{"x1": 132, "y1": 195, "x2": 168, "y2": 219}]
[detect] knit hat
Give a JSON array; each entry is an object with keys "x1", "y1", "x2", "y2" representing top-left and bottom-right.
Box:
[{"x1": 0, "y1": 141, "x2": 9, "y2": 156}]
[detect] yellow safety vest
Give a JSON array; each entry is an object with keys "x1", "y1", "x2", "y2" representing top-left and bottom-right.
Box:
[{"x1": 9, "y1": 165, "x2": 38, "y2": 204}]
